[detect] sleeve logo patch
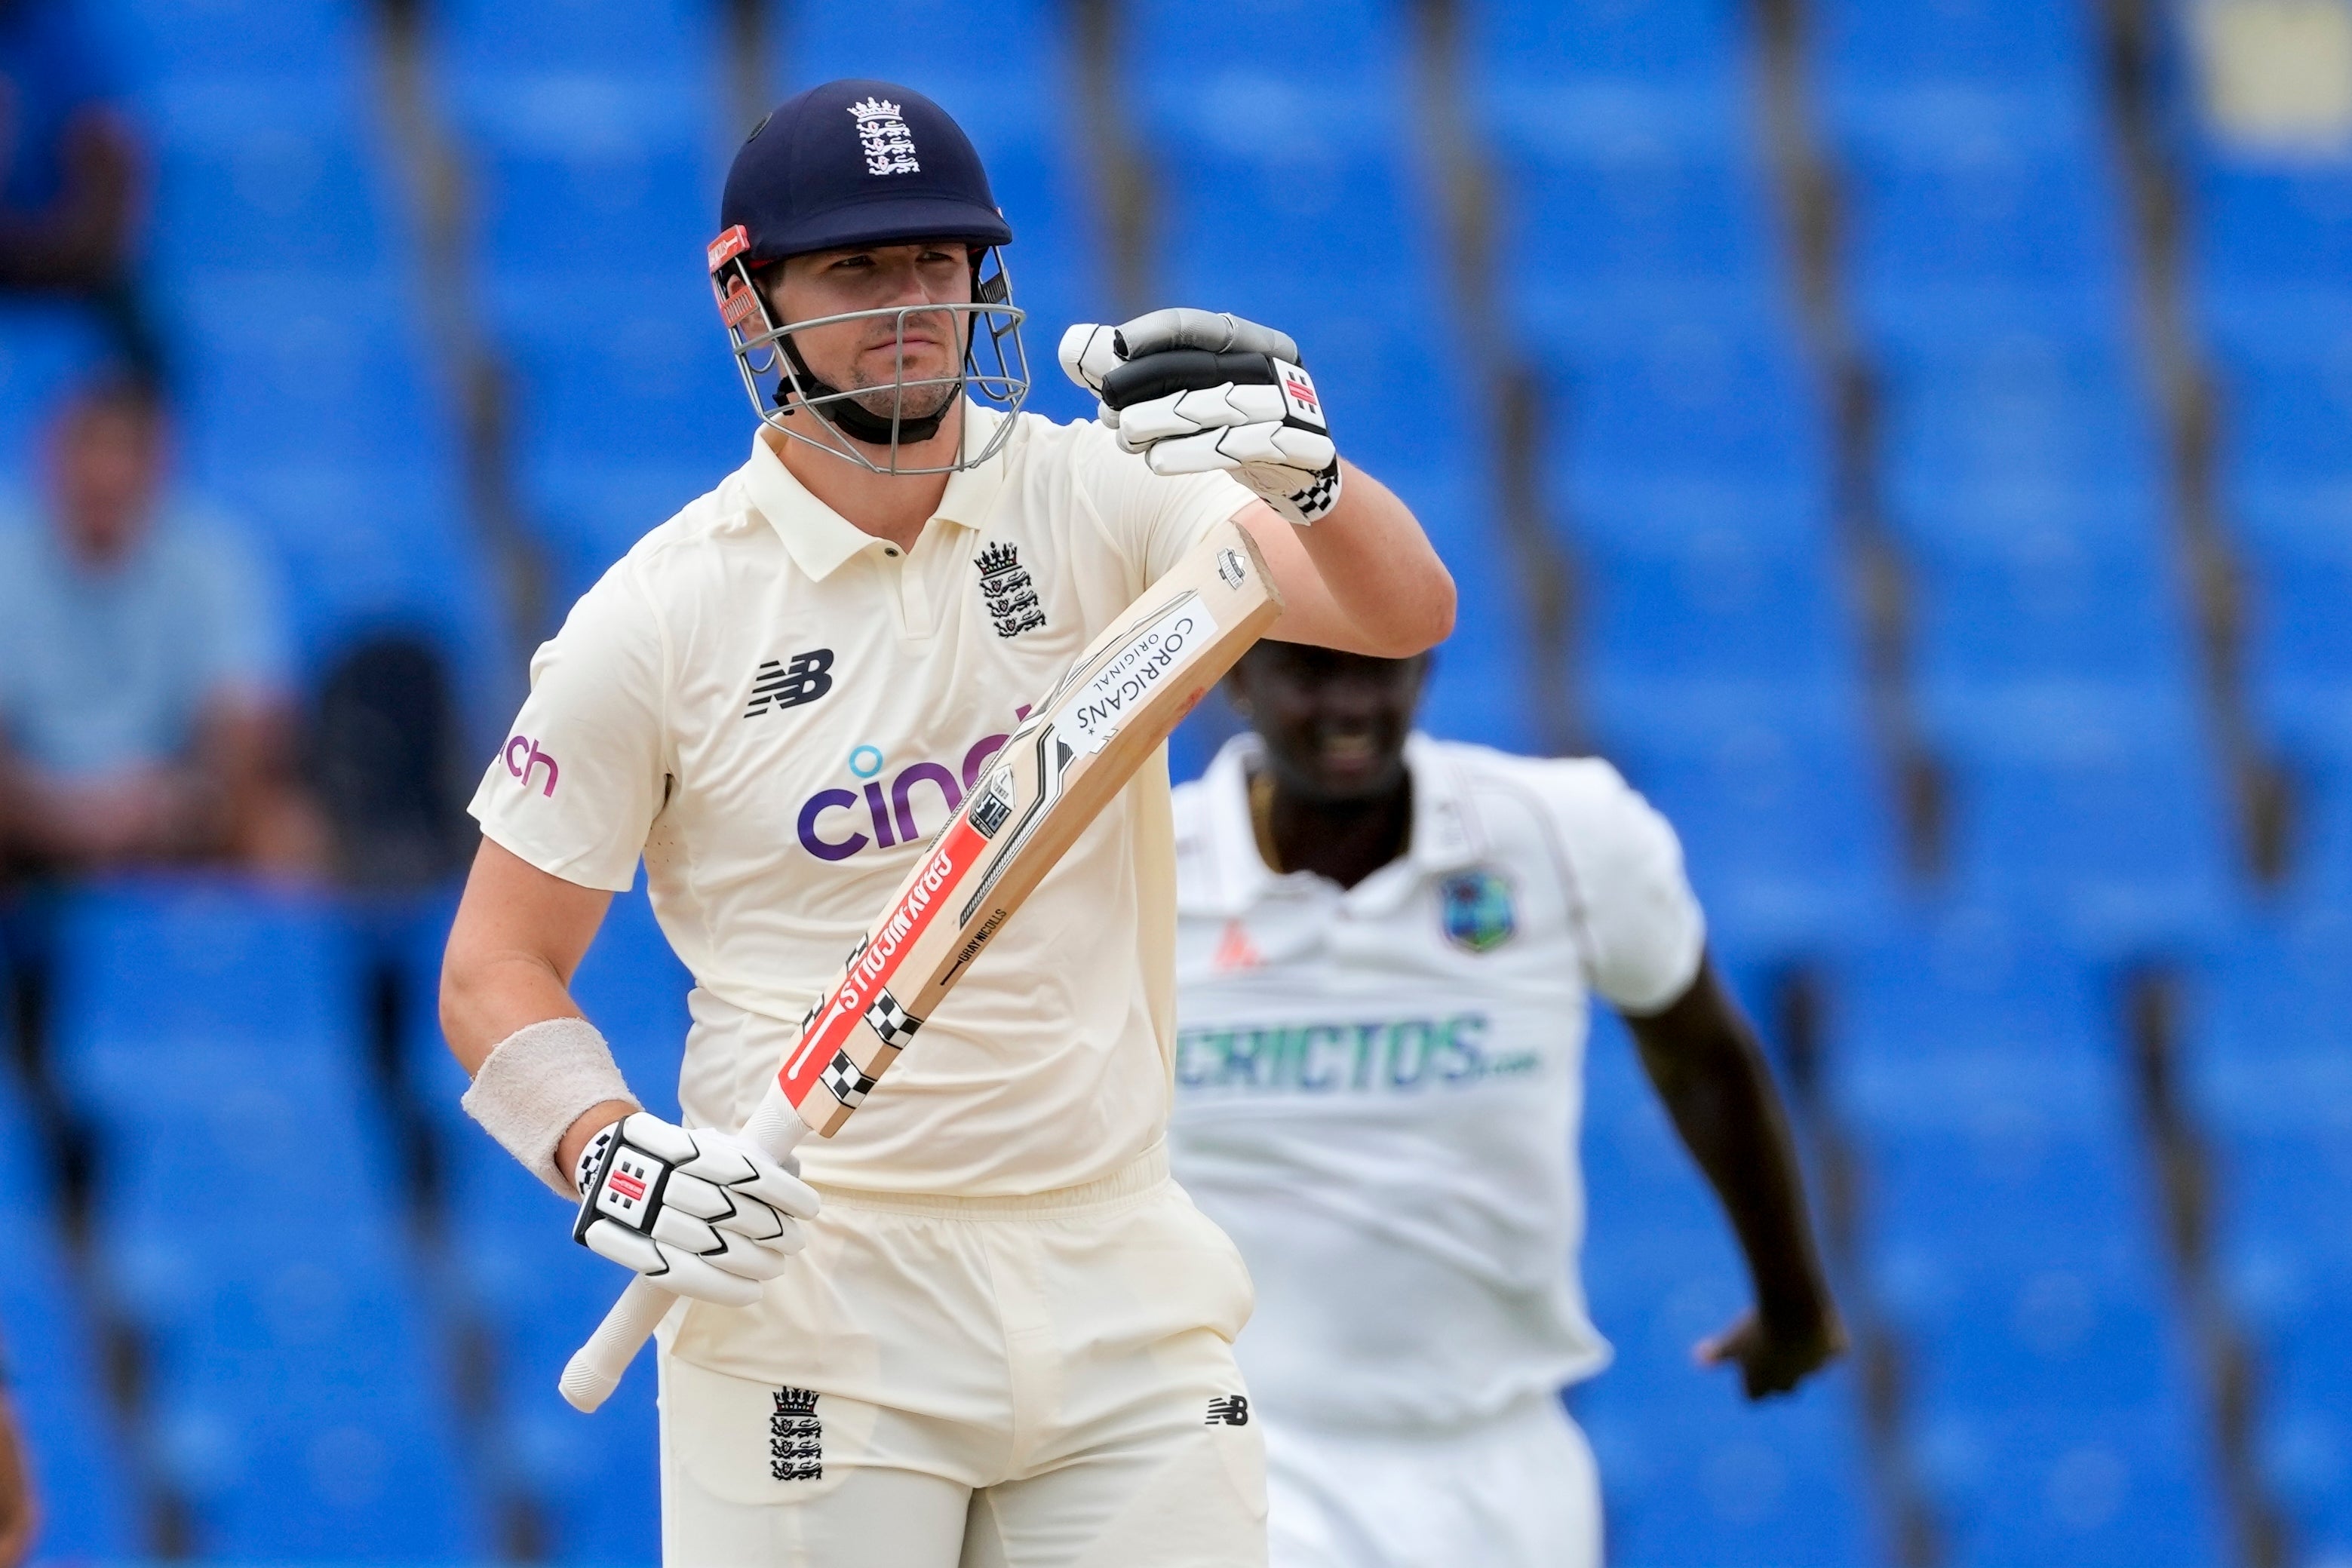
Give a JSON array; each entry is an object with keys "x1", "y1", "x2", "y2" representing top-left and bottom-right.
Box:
[{"x1": 503, "y1": 735, "x2": 560, "y2": 797}]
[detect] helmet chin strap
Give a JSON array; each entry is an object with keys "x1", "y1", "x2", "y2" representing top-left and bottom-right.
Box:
[{"x1": 775, "y1": 334, "x2": 960, "y2": 447}]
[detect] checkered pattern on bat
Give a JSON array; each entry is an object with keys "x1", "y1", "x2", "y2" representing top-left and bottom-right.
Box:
[
  {"x1": 863, "y1": 990, "x2": 924, "y2": 1049},
  {"x1": 820, "y1": 1051, "x2": 879, "y2": 1109}
]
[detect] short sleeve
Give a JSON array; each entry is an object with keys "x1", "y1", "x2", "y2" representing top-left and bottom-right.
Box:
[
  {"x1": 468, "y1": 560, "x2": 670, "y2": 892},
  {"x1": 1552, "y1": 761, "x2": 1706, "y2": 1014},
  {"x1": 1070, "y1": 421, "x2": 1257, "y2": 588}
]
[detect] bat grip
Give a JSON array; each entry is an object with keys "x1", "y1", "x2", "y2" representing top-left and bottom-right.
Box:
[{"x1": 559, "y1": 1085, "x2": 809, "y2": 1413}]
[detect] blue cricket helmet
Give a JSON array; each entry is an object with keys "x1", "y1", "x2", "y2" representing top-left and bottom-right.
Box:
[
  {"x1": 717, "y1": 79, "x2": 1013, "y2": 265},
  {"x1": 707, "y1": 80, "x2": 1031, "y2": 474}
]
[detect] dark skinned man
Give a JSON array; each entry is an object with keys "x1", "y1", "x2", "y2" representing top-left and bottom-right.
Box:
[{"x1": 1165, "y1": 641, "x2": 1844, "y2": 1568}]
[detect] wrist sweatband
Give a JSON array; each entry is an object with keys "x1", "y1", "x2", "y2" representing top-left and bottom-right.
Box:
[{"x1": 461, "y1": 1017, "x2": 637, "y2": 1199}]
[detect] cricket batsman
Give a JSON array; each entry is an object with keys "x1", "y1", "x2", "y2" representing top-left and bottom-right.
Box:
[
  {"x1": 1166, "y1": 644, "x2": 1846, "y2": 1568},
  {"x1": 436, "y1": 81, "x2": 1454, "y2": 1566}
]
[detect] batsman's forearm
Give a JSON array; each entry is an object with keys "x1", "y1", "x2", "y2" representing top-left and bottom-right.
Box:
[
  {"x1": 1629, "y1": 976, "x2": 1836, "y2": 1325},
  {"x1": 1282, "y1": 465, "x2": 1455, "y2": 656}
]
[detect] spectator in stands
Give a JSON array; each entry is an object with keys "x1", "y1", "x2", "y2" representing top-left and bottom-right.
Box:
[
  {"x1": 0, "y1": 0, "x2": 147, "y2": 367},
  {"x1": 0, "y1": 375, "x2": 324, "y2": 876},
  {"x1": 0, "y1": 1383, "x2": 27, "y2": 1567}
]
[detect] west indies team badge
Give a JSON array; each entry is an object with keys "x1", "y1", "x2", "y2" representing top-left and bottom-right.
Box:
[{"x1": 1439, "y1": 870, "x2": 1516, "y2": 954}]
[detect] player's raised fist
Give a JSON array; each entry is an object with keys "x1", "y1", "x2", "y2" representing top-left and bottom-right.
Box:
[
  {"x1": 1058, "y1": 308, "x2": 1343, "y2": 526},
  {"x1": 572, "y1": 1112, "x2": 821, "y2": 1308}
]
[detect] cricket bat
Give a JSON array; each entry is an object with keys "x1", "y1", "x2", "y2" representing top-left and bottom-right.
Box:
[{"x1": 559, "y1": 518, "x2": 1282, "y2": 1411}]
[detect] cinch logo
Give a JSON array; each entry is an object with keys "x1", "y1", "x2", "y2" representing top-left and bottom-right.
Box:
[
  {"x1": 503, "y1": 735, "x2": 559, "y2": 797},
  {"x1": 795, "y1": 708, "x2": 1029, "y2": 863}
]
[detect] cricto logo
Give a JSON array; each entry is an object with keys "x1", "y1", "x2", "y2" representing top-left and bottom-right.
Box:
[
  {"x1": 795, "y1": 709, "x2": 1028, "y2": 863},
  {"x1": 1174, "y1": 1014, "x2": 1542, "y2": 1094}
]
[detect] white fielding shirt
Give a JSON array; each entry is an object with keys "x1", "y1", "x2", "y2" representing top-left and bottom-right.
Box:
[
  {"x1": 470, "y1": 405, "x2": 1254, "y2": 1197},
  {"x1": 1165, "y1": 734, "x2": 1707, "y2": 1431}
]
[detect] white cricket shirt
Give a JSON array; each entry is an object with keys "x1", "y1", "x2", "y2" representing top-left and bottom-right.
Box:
[
  {"x1": 1166, "y1": 733, "x2": 1706, "y2": 1431},
  {"x1": 471, "y1": 404, "x2": 1254, "y2": 1196}
]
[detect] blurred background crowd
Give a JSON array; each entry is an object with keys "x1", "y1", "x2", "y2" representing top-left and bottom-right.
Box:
[{"x1": 0, "y1": 0, "x2": 2345, "y2": 1563}]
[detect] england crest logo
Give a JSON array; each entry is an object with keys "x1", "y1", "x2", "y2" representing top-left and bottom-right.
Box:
[
  {"x1": 849, "y1": 97, "x2": 919, "y2": 177},
  {"x1": 975, "y1": 541, "x2": 1047, "y2": 639}
]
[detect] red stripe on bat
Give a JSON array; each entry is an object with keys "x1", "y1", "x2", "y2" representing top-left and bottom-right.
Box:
[{"x1": 778, "y1": 815, "x2": 990, "y2": 1108}]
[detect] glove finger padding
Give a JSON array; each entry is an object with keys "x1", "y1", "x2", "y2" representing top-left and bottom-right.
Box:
[
  {"x1": 581, "y1": 1221, "x2": 766, "y2": 1308},
  {"x1": 573, "y1": 1111, "x2": 816, "y2": 1306},
  {"x1": 1113, "y1": 384, "x2": 1292, "y2": 450},
  {"x1": 1110, "y1": 308, "x2": 1299, "y2": 365},
  {"x1": 1142, "y1": 424, "x2": 1336, "y2": 477},
  {"x1": 1058, "y1": 322, "x2": 1123, "y2": 396}
]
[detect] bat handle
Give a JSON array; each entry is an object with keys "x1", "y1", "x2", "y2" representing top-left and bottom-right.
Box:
[{"x1": 560, "y1": 1086, "x2": 810, "y2": 1413}]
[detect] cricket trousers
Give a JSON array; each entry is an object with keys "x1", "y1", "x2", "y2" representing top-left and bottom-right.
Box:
[
  {"x1": 1262, "y1": 1395, "x2": 1602, "y2": 1568},
  {"x1": 656, "y1": 1146, "x2": 1268, "y2": 1567}
]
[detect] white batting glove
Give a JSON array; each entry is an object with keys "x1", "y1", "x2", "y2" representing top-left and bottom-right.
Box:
[
  {"x1": 571, "y1": 1112, "x2": 820, "y2": 1309},
  {"x1": 1059, "y1": 308, "x2": 1342, "y2": 525}
]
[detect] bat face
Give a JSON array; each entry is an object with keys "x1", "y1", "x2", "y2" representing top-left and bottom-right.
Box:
[{"x1": 775, "y1": 526, "x2": 1282, "y2": 1137}]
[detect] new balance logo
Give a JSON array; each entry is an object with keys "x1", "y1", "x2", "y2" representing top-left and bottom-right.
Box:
[
  {"x1": 1205, "y1": 1394, "x2": 1250, "y2": 1426},
  {"x1": 746, "y1": 649, "x2": 836, "y2": 716}
]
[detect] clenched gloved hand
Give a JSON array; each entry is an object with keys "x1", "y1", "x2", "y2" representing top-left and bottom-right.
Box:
[{"x1": 1060, "y1": 308, "x2": 1341, "y2": 526}]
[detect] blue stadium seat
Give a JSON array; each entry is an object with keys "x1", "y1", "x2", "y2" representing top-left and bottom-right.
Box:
[
  {"x1": 143, "y1": 80, "x2": 405, "y2": 281},
  {"x1": 2178, "y1": 917, "x2": 2352, "y2": 1554},
  {"x1": 1912, "y1": 1401, "x2": 2228, "y2": 1568},
  {"x1": 80, "y1": 0, "x2": 370, "y2": 94},
  {"x1": 1874, "y1": 336, "x2": 2165, "y2": 521},
  {"x1": 1908, "y1": 529, "x2": 2195, "y2": 696},
  {"x1": 2188, "y1": 157, "x2": 2352, "y2": 301},
  {"x1": 40, "y1": 883, "x2": 490, "y2": 1557},
  {"x1": 1927, "y1": 692, "x2": 2238, "y2": 956},
  {"x1": 1125, "y1": 1, "x2": 1449, "y2": 332},
  {"x1": 1834, "y1": 106, "x2": 2133, "y2": 343},
  {"x1": 0, "y1": 1068, "x2": 139, "y2": 1560},
  {"x1": 1826, "y1": 913, "x2": 2117, "y2": 1063},
  {"x1": 2212, "y1": 349, "x2": 2352, "y2": 499},
  {"x1": 1811, "y1": 0, "x2": 2099, "y2": 127},
  {"x1": 1572, "y1": 519, "x2": 1859, "y2": 692},
  {"x1": 1468, "y1": 0, "x2": 1752, "y2": 107},
  {"x1": 1128, "y1": 0, "x2": 1407, "y2": 112},
  {"x1": 2228, "y1": 490, "x2": 2352, "y2": 775},
  {"x1": 214, "y1": 465, "x2": 508, "y2": 715},
  {"x1": 1826, "y1": 938, "x2": 2228, "y2": 1565},
  {"x1": 1501, "y1": 114, "x2": 1784, "y2": 339},
  {"x1": 1577, "y1": 1012, "x2": 1880, "y2": 1565},
  {"x1": 433, "y1": 0, "x2": 720, "y2": 97},
  {"x1": 453, "y1": 80, "x2": 723, "y2": 287},
  {"x1": 1551, "y1": 321, "x2": 1832, "y2": 506},
  {"x1": 48, "y1": 882, "x2": 364, "y2": 1058},
  {"x1": 171, "y1": 276, "x2": 460, "y2": 479},
  {"x1": 147, "y1": 1262, "x2": 490, "y2": 1562},
  {"x1": 1595, "y1": 686, "x2": 1897, "y2": 960}
]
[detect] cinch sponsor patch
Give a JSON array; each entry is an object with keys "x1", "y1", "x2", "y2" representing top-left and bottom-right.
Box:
[
  {"x1": 1052, "y1": 594, "x2": 1218, "y2": 756},
  {"x1": 1174, "y1": 1013, "x2": 1540, "y2": 1094}
]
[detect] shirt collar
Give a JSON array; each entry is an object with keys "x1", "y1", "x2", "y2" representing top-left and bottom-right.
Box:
[
  {"x1": 739, "y1": 403, "x2": 1011, "y2": 581},
  {"x1": 1196, "y1": 729, "x2": 1488, "y2": 915}
]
